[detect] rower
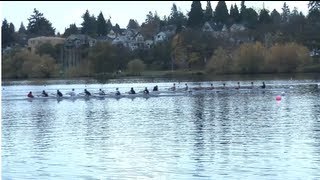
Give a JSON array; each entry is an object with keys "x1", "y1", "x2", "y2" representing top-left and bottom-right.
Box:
[
  {"x1": 235, "y1": 82, "x2": 240, "y2": 89},
  {"x1": 169, "y1": 83, "x2": 176, "y2": 91},
  {"x1": 27, "y1": 91, "x2": 34, "y2": 98},
  {"x1": 57, "y1": 90, "x2": 63, "y2": 97},
  {"x1": 143, "y1": 87, "x2": 149, "y2": 94},
  {"x1": 223, "y1": 83, "x2": 226, "y2": 89},
  {"x1": 42, "y1": 90, "x2": 48, "y2": 97},
  {"x1": 251, "y1": 82, "x2": 254, "y2": 89},
  {"x1": 84, "y1": 89, "x2": 91, "y2": 96},
  {"x1": 261, "y1": 82, "x2": 266, "y2": 89},
  {"x1": 153, "y1": 85, "x2": 158, "y2": 91},
  {"x1": 67, "y1": 88, "x2": 76, "y2": 97},
  {"x1": 129, "y1": 87, "x2": 136, "y2": 94},
  {"x1": 207, "y1": 83, "x2": 214, "y2": 90},
  {"x1": 184, "y1": 83, "x2": 188, "y2": 91},
  {"x1": 115, "y1": 88, "x2": 121, "y2": 95},
  {"x1": 98, "y1": 88, "x2": 106, "y2": 95},
  {"x1": 193, "y1": 84, "x2": 202, "y2": 91}
]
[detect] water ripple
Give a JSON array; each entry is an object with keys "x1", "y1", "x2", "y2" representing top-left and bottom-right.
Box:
[{"x1": 2, "y1": 80, "x2": 320, "y2": 179}]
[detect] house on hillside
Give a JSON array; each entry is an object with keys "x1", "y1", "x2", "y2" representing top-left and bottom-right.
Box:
[
  {"x1": 310, "y1": 49, "x2": 320, "y2": 57},
  {"x1": 202, "y1": 21, "x2": 224, "y2": 32},
  {"x1": 161, "y1": 25, "x2": 176, "y2": 37},
  {"x1": 202, "y1": 22, "x2": 214, "y2": 32},
  {"x1": 154, "y1": 32, "x2": 167, "y2": 44},
  {"x1": 96, "y1": 35, "x2": 114, "y2": 43},
  {"x1": 64, "y1": 34, "x2": 96, "y2": 49},
  {"x1": 133, "y1": 32, "x2": 145, "y2": 49},
  {"x1": 145, "y1": 40, "x2": 153, "y2": 48},
  {"x1": 230, "y1": 24, "x2": 246, "y2": 33},
  {"x1": 28, "y1": 36, "x2": 65, "y2": 53},
  {"x1": 112, "y1": 35, "x2": 129, "y2": 48},
  {"x1": 107, "y1": 29, "x2": 117, "y2": 39}
]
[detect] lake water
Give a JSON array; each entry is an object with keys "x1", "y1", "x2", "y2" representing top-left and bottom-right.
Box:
[{"x1": 2, "y1": 77, "x2": 320, "y2": 179}]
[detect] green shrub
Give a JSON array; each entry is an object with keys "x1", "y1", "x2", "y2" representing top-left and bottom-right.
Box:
[{"x1": 127, "y1": 59, "x2": 146, "y2": 75}]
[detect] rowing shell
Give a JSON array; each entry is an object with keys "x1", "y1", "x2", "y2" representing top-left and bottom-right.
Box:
[
  {"x1": 156, "y1": 87, "x2": 290, "y2": 94},
  {"x1": 25, "y1": 92, "x2": 185, "y2": 101}
]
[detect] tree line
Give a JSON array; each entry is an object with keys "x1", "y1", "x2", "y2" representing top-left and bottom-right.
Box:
[{"x1": 2, "y1": 1, "x2": 320, "y2": 79}]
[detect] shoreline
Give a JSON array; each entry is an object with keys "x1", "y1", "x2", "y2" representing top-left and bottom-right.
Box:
[{"x1": 2, "y1": 72, "x2": 320, "y2": 86}]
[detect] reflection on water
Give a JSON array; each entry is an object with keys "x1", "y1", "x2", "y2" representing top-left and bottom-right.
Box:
[{"x1": 2, "y1": 79, "x2": 320, "y2": 179}]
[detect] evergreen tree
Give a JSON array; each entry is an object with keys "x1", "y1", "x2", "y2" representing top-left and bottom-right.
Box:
[
  {"x1": 168, "y1": 3, "x2": 187, "y2": 33},
  {"x1": 242, "y1": 8, "x2": 258, "y2": 29},
  {"x1": 204, "y1": 1, "x2": 213, "y2": 22},
  {"x1": 97, "y1": 11, "x2": 108, "y2": 36},
  {"x1": 9, "y1": 23, "x2": 15, "y2": 35},
  {"x1": 2, "y1": 19, "x2": 15, "y2": 48},
  {"x1": 291, "y1": 7, "x2": 299, "y2": 16},
  {"x1": 16, "y1": 22, "x2": 27, "y2": 46},
  {"x1": 308, "y1": 1, "x2": 320, "y2": 11},
  {"x1": 169, "y1": 3, "x2": 178, "y2": 20},
  {"x1": 230, "y1": 4, "x2": 240, "y2": 23},
  {"x1": 281, "y1": 2, "x2": 290, "y2": 23},
  {"x1": 187, "y1": 1, "x2": 204, "y2": 28},
  {"x1": 63, "y1": 23, "x2": 79, "y2": 37},
  {"x1": 145, "y1": 11, "x2": 160, "y2": 24},
  {"x1": 18, "y1": 22, "x2": 26, "y2": 34},
  {"x1": 127, "y1": 19, "x2": 140, "y2": 29},
  {"x1": 286, "y1": 8, "x2": 306, "y2": 41},
  {"x1": 259, "y1": 8, "x2": 271, "y2": 24},
  {"x1": 113, "y1": 23, "x2": 121, "y2": 34},
  {"x1": 81, "y1": 10, "x2": 97, "y2": 37},
  {"x1": 106, "y1": 19, "x2": 113, "y2": 33},
  {"x1": 303, "y1": 9, "x2": 320, "y2": 48},
  {"x1": 307, "y1": 8, "x2": 320, "y2": 22},
  {"x1": 141, "y1": 11, "x2": 161, "y2": 39},
  {"x1": 27, "y1": 8, "x2": 55, "y2": 36},
  {"x1": 214, "y1": 1, "x2": 229, "y2": 24},
  {"x1": 271, "y1": 9, "x2": 281, "y2": 24},
  {"x1": 146, "y1": 11, "x2": 153, "y2": 23},
  {"x1": 240, "y1": 1, "x2": 246, "y2": 22}
]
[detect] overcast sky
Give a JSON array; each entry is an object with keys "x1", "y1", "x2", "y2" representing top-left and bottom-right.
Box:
[{"x1": 1, "y1": 1, "x2": 309, "y2": 34}]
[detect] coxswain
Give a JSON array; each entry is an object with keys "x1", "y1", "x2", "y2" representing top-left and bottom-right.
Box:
[
  {"x1": 27, "y1": 91, "x2": 34, "y2": 98},
  {"x1": 42, "y1": 90, "x2": 48, "y2": 97},
  {"x1": 129, "y1": 87, "x2": 136, "y2": 94},
  {"x1": 143, "y1": 87, "x2": 149, "y2": 94}
]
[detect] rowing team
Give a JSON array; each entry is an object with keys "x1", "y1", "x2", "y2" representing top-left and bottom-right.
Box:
[
  {"x1": 168, "y1": 82, "x2": 266, "y2": 91},
  {"x1": 27, "y1": 85, "x2": 160, "y2": 98}
]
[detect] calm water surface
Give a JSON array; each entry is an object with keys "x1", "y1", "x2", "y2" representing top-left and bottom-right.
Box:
[{"x1": 2, "y1": 78, "x2": 320, "y2": 179}]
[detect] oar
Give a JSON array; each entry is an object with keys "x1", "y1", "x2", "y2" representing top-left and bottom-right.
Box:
[{"x1": 78, "y1": 92, "x2": 85, "y2": 96}]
